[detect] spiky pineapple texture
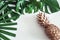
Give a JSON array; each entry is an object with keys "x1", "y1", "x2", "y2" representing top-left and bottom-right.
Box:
[
  {"x1": 0, "y1": 0, "x2": 60, "y2": 40},
  {"x1": 37, "y1": 13, "x2": 60, "y2": 40}
]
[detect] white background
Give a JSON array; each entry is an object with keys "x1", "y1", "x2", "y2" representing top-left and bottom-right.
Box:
[{"x1": 11, "y1": 0, "x2": 60, "y2": 40}]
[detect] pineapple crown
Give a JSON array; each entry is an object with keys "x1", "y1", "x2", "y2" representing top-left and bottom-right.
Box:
[{"x1": 37, "y1": 12, "x2": 50, "y2": 28}]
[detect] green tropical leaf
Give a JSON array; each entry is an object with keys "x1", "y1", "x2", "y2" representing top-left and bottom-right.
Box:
[
  {"x1": 0, "y1": 23, "x2": 17, "y2": 26},
  {"x1": 0, "y1": 33, "x2": 10, "y2": 40},
  {"x1": 0, "y1": 23, "x2": 17, "y2": 40},
  {"x1": 0, "y1": 0, "x2": 60, "y2": 40},
  {"x1": 0, "y1": 26, "x2": 17, "y2": 30},
  {"x1": 0, "y1": 30, "x2": 16, "y2": 37},
  {"x1": 45, "y1": 4, "x2": 49, "y2": 13},
  {"x1": 25, "y1": 4, "x2": 33, "y2": 13},
  {"x1": 43, "y1": 0, "x2": 60, "y2": 13}
]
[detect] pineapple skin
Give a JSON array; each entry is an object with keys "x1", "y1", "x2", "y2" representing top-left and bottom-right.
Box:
[
  {"x1": 45, "y1": 24, "x2": 60, "y2": 40},
  {"x1": 37, "y1": 13, "x2": 60, "y2": 40}
]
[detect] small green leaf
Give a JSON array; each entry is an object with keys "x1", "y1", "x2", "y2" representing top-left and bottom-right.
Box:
[
  {"x1": 16, "y1": 0, "x2": 24, "y2": 12},
  {"x1": 0, "y1": 30, "x2": 16, "y2": 37},
  {"x1": 25, "y1": 4, "x2": 33, "y2": 13},
  {"x1": 40, "y1": 2, "x2": 44, "y2": 11},
  {"x1": 0, "y1": 33, "x2": 10, "y2": 40},
  {"x1": 0, "y1": 22, "x2": 17, "y2": 26},
  {"x1": 0, "y1": 11, "x2": 12, "y2": 19},
  {"x1": 11, "y1": 12, "x2": 20, "y2": 20},
  {"x1": 25, "y1": 7, "x2": 32, "y2": 13},
  {"x1": 16, "y1": 1, "x2": 21, "y2": 12},
  {"x1": 0, "y1": 1, "x2": 4, "y2": 7},
  {"x1": 34, "y1": 6, "x2": 38, "y2": 12},
  {"x1": 1, "y1": 16, "x2": 16, "y2": 22},
  {"x1": 0, "y1": 26, "x2": 17, "y2": 30},
  {"x1": 44, "y1": 0, "x2": 60, "y2": 13},
  {"x1": 0, "y1": 5, "x2": 7, "y2": 13},
  {"x1": 45, "y1": 4, "x2": 49, "y2": 13}
]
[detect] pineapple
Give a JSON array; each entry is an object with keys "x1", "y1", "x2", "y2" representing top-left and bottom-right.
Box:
[{"x1": 37, "y1": 13, "x2": 60, "y2": 40}]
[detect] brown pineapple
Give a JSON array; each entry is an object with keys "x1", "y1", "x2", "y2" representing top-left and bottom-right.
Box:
[{"x1": 37, "y1": 13, "x2": 60, "y2": 40}]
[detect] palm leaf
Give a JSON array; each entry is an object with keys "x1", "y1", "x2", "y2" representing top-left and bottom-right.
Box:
[
  {"x1": 0, "y1": 33, "x2": 10, "y2": 40},
  {"x1": 0, "y1": 0, "x2": 60, "y2": 40},
  {"x1": 0, "y1": 23, "x2": 17, "y2": 26},
  {"x1": 0, "y1": 23, "x2": 17, "y2": 40},
  {"x1": 0, "y1": 26, "x2": 17, "y2": 30},
  {"x1": 0, "y1": 30, "x2": 16, "y2": 37}
]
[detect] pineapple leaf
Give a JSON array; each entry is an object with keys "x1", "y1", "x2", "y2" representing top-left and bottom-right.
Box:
[{"x1": 0, "y1": 0, "x2": 60, "y2": 40}]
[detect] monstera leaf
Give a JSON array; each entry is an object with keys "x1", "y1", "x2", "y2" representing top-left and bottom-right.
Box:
[
  {"x1": 0, "y1": 0, "x2": 60, "y2": 40},
  {"x1": 16, "y1": 0, "x2": 60, "y2": 13}
]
